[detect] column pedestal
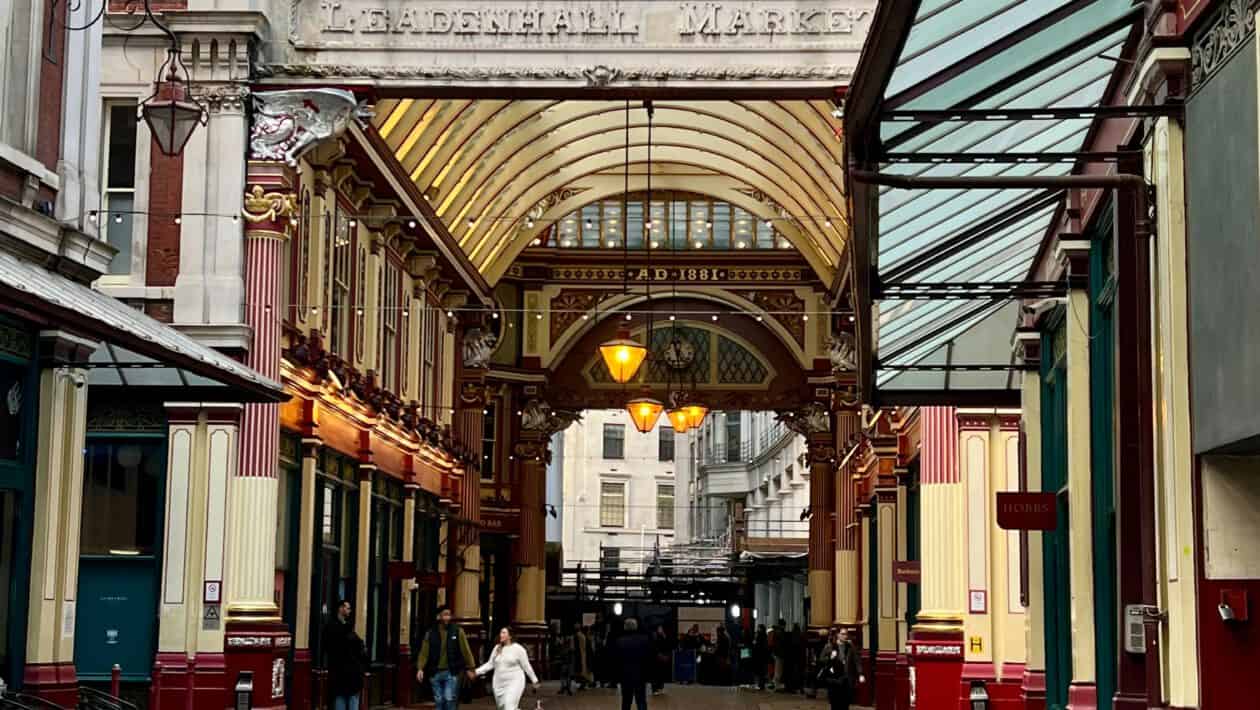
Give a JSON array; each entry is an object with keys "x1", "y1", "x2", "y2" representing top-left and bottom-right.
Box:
[
  {"x1": 1021, "y1": 668, "x2": 1047, "y2": 710},
  {"x1": 1067, "y1": 682, "x2": 1098, "y2": 710},
  {"x1": 875, "y1": 649, "x2": 898, "y2": 710},
  {"x1": 907, "y1": 625, "x2": 964, "y2": 710}
]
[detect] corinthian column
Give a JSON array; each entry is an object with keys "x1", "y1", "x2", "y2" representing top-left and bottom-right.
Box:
[{"x1": 781, "y1": 402, "x2": 835, "y2": 636}]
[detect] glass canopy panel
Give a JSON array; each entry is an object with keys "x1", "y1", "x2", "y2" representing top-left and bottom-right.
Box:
[
  {"x1": 546, "y1": 192, "x2": 792, "y2": 251},
  {"x1": 871, "y1": 0, "x2": 1134, "y2": 392}
]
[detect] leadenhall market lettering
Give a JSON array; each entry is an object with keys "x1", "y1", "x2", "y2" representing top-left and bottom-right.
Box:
[{"x1": 318, "y1": 2, "x2": 870, "y2": 38}]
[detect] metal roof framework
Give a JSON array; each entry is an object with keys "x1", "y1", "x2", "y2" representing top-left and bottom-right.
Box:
[{"x1": 844, "y1": 0, "x2": 1151, "y2": 406}]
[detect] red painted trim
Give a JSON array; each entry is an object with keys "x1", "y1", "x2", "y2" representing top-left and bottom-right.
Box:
[
  {"x1": 1067, "y1": 681, "x2": 1098, "y2": 710},
  {"x1": 895, "y1": 653, "x2": 911, "y2": 710},
  {"x1": 22, "y1": 661, "x2": 78, "y2": 707},
  {"x1": 395, "y1": 644, "x2": 413, "y2": 707},
  {"x1": 875, "y1": 650, "x2": 898, "y2": 710},
  {"x1": 1021, "y1": 667, "x2": 1047, "y2": 710}
]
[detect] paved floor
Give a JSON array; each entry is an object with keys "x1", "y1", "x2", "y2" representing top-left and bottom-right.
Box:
[{"x1": 454, "y1": 682, "x2": 869, "y2": 709}]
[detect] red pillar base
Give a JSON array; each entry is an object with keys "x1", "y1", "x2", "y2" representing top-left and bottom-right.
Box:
[
  {"x1": 395, "y1": 644, "x2": 413, "y2": 707},
  {"x1": 150, "y1": 653, "x2": 188, "y2": 710},
  {"x1": 1021, "y1": 668, "x2": 1046, "y2": 710},
  {"x1": 23, "y1": 661, "x2": 78, "y2": 707},
  {"x1": 895, "y1": 653, "x2": 911, "y2": 710},
  {"x1": 291, "y1": 648, "x2": 313, "y2": 710},
  {"x1": 224, "y1": 621, "x2": 292, "y2": 710},
  {"x1": 908, "y1": 629, "x2": 964, "y2": 710},
  {"x1": 858, "y1": 649, "x2": 875, "y2": 707},
  {"x1": 959, "y1": 662, "x2": 1023, "y2": 710},
  {"x1": 1113, "y1": 691, "x2": 1149, "y2": 710},
  {"x1": 876, "y1": 650, "x2": 898, "y2": 710},
  {"x1": 1067, "y1": 681, "x2": 1098, "y2": 710}
]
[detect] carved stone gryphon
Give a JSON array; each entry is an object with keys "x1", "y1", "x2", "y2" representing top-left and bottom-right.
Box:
[
  {"x1": 462, "y1": 326, "x2": 497, "y2": 369},
  {"x1": 777, "y1": 401, "x2": 831, "y2": 436},
  {"x1": 829, "y1": 332, "x2": 857, "y2": 374},
  {"x1": 250, "y1": 88, "x2": 372, "y2": 166},
  {"x1": 521, "y1": 398, "x2": 581, "y2": 436}
]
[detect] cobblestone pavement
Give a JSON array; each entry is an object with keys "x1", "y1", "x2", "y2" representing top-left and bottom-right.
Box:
[{"x1": 450, "y1": 682, "x2": 871, "y2": 709}]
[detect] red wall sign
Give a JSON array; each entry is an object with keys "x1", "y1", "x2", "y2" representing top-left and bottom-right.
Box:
[
  {"x1": 996, "y1": 492, "x2": 1057, "y2": 530},
  {"x1": 892, "y1": 560, "x2": 921, "y2": 584}
]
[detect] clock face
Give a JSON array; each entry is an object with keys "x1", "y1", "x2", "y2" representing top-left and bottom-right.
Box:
[{"x1": 663, "y1": 339, "x2": 696, "y2": 369}]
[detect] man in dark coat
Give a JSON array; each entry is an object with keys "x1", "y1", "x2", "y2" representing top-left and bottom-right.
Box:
[
  {"x1": 322, "y1": 599, "x2": 367, "y2": 710},
  {"x1": 651, "y1": 625, "x2": 672, "y2": 695},
  {"x1": 820, "y1": 628, "x2": 863, "y2": 710},
  {"x1": 614, "y1": 618, "x2": 654, "y2": 710}
]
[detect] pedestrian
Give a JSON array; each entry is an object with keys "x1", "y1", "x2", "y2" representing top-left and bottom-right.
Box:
[
  {"x1": 770, "y1": 618, "x2": 787, "y2": 691},
  {"x1": 415, "y1": 606, "x2": 477, "y2": 710},
  {"x1": 819, "y1": 628, "x2": 863, "y2": 710},
  {"x1": 574, "y1": 625, "x2": 592, "y2": 689},
  {"x1": 752, "y1": 624, "x2": 770, "y2": 690},
  {"x1": 321, "y1": 600, "x2": 367, "y2": 710},
  {"x1": 788, "y1": 623, "x2": 805, "y2": 693},
  {"x1": 614, "y1": 618, "x2": 654, "y2": 710},
  {"x1": 474, "y1": 627, "x2": 540, "y2": 710},
  {"x1": 713, "y1": 624, "x2": 732, "y2": 685},
  {"x1": 651, "y1": 625, "x2": 671, "y2": 695},
  {"x1": 550, "y1": 624, "x2": 575, "y2": 696},
  {"x1": 811, "y1": 628, "x2": 839, "y2": 698}
]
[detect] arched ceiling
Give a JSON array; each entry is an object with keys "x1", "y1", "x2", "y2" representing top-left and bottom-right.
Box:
[{"x1": 371, "y1": 99, "x2": 848, "y2": 286}]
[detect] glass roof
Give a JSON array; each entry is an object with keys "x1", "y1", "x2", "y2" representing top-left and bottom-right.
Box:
[
  {"x1": 871, "y1": 0, "x2": 1134, "y2": 391},
  {"x1": 533, "y1": 191, "x2": 794, "y2": 252}
]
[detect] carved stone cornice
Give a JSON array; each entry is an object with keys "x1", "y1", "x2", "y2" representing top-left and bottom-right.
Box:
[
  {"x1": 192, "y1": 83, "x2": 250, "y2": 114},
  {"x1": 262, "y1": 63, "x2": 856, "y2": 83}
]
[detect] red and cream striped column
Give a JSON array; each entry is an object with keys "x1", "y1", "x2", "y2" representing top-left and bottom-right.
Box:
[
  {"x1": 513, "y1": 430, "x2": 549, "y2": 662},
  {"x1": 908, "y1": 406, "x2": 964, "y2": 710},
  {"x1": 222, "y1": 174, "x2": 297, "y2": 709}
]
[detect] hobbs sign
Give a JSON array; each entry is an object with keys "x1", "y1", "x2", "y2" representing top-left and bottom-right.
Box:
[{"x1": 317, "y1": 1, "x2": 871, "y2": 41}]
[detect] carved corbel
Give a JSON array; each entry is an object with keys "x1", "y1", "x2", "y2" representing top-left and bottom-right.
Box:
[{"x1": 250, "y1": 88, "x2": 369, "y2": 166}]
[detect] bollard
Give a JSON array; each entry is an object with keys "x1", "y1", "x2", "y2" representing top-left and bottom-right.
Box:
[
  {"x1": 110, "y1": 664, "x2": 121, "y2": 698},
  {"x1": 968, "y1": 679, "x2": 990, "y2": 710},
  {"x1": 234, "y1": 670, "x2": 254, "y2": 710}
]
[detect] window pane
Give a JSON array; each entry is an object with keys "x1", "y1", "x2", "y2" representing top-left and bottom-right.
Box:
[
  {"x1": 105, "y1": 195, "x2": 134, "y2": 274},
  {"x1": 657, "y1": 484, "x2": 675, "y2": 530},
  {"x1": 481, "y1": 405, "x2": 496, "y2": 481},
  {"x1": 80, "y1": 439, "x2": 163, "y2": 555},
  {"x1": 600, "y1": 482, "x2": 625, "y2": 527},
  {"x1": 602, "y1": 423, "x2": 624, "y2": 459},
  {"x1": 107, "y1": 105, "x2": 138, "y2": 189},
  {"x1": 659, "y1": 428, "x2": 674, "y2": 462}
]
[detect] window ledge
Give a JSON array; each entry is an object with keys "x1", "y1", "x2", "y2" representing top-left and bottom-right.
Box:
[{"x1": 0, "y1": 143, "x2": 59, "y2": 190}]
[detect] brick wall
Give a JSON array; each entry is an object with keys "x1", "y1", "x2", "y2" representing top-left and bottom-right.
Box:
[{"x1": 145, "y1": 141, "x2": 184, "y2": 286}]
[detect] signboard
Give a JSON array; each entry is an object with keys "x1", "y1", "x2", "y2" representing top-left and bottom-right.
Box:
[
  {"x1": 204, "y1": 580, "x2": 223, "y2": 604},
  {"x1": 907, "y1": 642, "x2": 962, "y2": 660},
  {"x1": 968, "y1": 590, "x2": 987, "y2": 614},
  {"x1": 996, "y1": 492, "x2": 1057, "y2": 531},
  {"x1": 892, "y1": 560, "x2": 920, "y2": 584}
]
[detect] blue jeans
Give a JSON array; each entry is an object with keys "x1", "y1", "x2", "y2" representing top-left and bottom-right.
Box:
[
  {"x1": 431, "y1": 670, "x2": 460, "y2": 710},
  {"x1": 332, "y1": 696, "x2": 360, "y2": 710}
]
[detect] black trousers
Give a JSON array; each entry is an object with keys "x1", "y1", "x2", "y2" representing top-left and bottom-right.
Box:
[{"x1": 621, "y1": 682, "x2": 648, "y2": 710}]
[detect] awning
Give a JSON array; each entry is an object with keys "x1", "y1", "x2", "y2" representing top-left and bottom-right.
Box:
[
  {"x1": 0, "y1": 249, "x2": 285, "y2": 402},
  {"x1": 845, "y1": 0, "x2": 1140, "y2": 405}
]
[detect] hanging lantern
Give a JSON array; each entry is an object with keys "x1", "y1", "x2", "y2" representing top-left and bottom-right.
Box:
[
  {"x1": 141, "y1": 49, "x2": 206, "y2": 157},
  {"x1": 667, "y1": 408, "x2": 690, "y2": 434},
  {"x1": 599, "y1": 328, "x2": 648, "y2": 383},
  {"x1": 683, "y1": 403, "x2": 709, "y2": 429},
  {"x1": 625, "y1": 395, "x2": 665, "y2": 433}
]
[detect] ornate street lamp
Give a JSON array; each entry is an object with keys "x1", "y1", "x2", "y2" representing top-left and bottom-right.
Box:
[
  {"x1": 666, "y1": 407, "x2": 691, "y2": 434},
  {"x1": 625, "y1": 391, "x2": 664, "y2": 433},
  {"x1": 599, "y1": 328, "x2": 648, "y2": 383},
  {"x1": 683, "y1": 403, "x2": 709, "y2": 429},
  {"x1": 142, "y1": 47, "x2": 207, "y2": 157}
]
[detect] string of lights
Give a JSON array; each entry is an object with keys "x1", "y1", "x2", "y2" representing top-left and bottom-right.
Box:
[
  {"x1": 256, "y1": 303, "x2": 846, "y2": 319},
  {"x1": 82, "y1": 208, "x2": 844, "y2": 227}
]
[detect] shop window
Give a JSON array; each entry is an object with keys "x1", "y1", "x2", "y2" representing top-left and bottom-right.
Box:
[
  {"x1": 602, "y1": 423, "x2": 624, "y2": 460},
  {"x1": 101, "y1": 102, "x2": 139, "y2": 276},
  {"x1": 656, "y1": 484, "x2": 674, "y2": 530},
  {"x1": 725, "y1": 414, "x2": 742, "y2": 462},
  {"x1": 599, "y1": 481, "x2": 626, "y2": 527},
  {"x1": 658, "y1": 427, "x2": 674, "y2": 462},
  {"x1": 80, "y1": 439, "x2": 163, "y2": 555},
  {"x1": 0, "y1": 0, "x2": 38, "y2": 151},
  {"x1": 481, "y1": 404, "x2": 496, "y2": 481}
]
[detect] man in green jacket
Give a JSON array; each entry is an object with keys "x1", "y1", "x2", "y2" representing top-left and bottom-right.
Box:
[{"x1": 415, "y1": 606, "x2": 477, "y2": 710}]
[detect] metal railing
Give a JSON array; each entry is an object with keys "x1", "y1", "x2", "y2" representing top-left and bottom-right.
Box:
[
  {"x1": 697, "y1": 422, "x2": 793, "y2": 467},
  {"x1": 744, "y1": 518, "x2": 810, "y2": 538}
]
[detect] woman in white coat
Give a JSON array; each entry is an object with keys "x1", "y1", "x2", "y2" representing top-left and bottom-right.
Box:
[{"x1": 475, "y1": 627, "x2": 540, "y2": 710}]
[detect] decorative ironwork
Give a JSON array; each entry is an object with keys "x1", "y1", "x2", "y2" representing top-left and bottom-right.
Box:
[
  {"x1": 1192, "y1": 0, "x2": 1258, "y2": 86},
  {"x1": 736, "y1": 290, "x2": 806, "y2": 346},
  {"x1": 86, "y1": 401, "x2": 166, "y2": 433},
  {"x1": 716, "y1": 335, "x2": 767, "y2": 384},
  {"x1": 548, "y1": 290, "x2": 607, "y2": 344}
]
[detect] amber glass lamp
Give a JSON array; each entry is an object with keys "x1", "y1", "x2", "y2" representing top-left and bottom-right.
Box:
[
  {"x1": 683, "y1": 403, "x2": 709, "y2": 429},
  {"x1": 667, "y1": 408, "x2": 691, "y2": 434},
  {"x1": 599, "y1": 328, "x2": 648, "y2": 384},
  {"x1": 626, "y1": 394, "x2": 665, "y2": 433}
]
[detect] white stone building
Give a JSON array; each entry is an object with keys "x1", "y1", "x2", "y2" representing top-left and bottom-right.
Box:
[{"x1": 559, "y1": 409, "x2": 678, "y2": 574}]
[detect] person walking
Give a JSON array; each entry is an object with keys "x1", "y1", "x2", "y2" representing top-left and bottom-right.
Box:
[
  {"x1": 614, "y1": 618, "x2": 654, "y2": 710},
  {"x1": 474, "y1": 627, "x2": 540, "y2": 710},
  {"x1": 819, "y1": 628, "x2": 863, "y2": 710},
  {"x1": 770, "y1": 618, "x2": 787, "y2": 691},
  {"x1": 550, "y1": 625, "x2": 575, "y2": 696},
  {"x1": 713, "y1": 625, "x2": 732, "y2": 686},
  {"x1": 574, "y1": 625, "x2": 591, "y2": 689},
  {"x1": 322, "y1": 600, "x2": 367, "y2": 710},
  {"x1": 651, "y1": 625, "x2": 671, "y2": 695},
  {"x1": 415, "y1": 606, "x2": 477, "y2": 710},
  {"x1": 752, "y1": 624, "x2": 770, "y2": 690}
]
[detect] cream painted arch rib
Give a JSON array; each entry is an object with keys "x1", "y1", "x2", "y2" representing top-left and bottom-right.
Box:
[{"x1": 542, "y1": 289, "x2": 813, "y2": 371}]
